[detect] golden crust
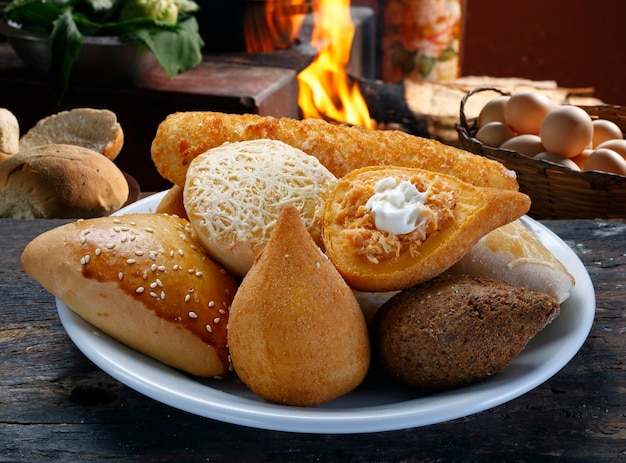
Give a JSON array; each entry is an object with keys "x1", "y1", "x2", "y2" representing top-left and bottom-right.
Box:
[
  {"x1": 155, "y1": 184, "x2": 188, "y2": 220},
  {"x1": 21, "y1": 213, "x2": 238, "y2": 377},
  {"x1": 228, "y1": 205, "x2": 370, "y2": 406},
  {"x1": 323, "y1": 166, "x2": 531, "y2": 292},
  {"x1": 150, "y1": 111, "x2": 519, "y2": 190}
]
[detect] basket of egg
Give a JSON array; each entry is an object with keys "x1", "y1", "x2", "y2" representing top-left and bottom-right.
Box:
[{"x1": 456, "y1": 86, "x2": 626, "y2": 219}]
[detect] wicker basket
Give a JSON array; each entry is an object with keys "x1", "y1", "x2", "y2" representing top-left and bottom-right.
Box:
[{"x1": 456, "y1": 86, "x2": 626, "y2": 220}]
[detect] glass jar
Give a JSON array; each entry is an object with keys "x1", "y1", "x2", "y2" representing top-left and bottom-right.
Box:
[{"x1": 381, "y1": 0, "x2": 464, "y2": 82}]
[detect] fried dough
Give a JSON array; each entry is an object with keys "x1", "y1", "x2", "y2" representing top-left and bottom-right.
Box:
[
  {"x1": 228, "y1": 205, "x2": 370, "y2": 406},
  {"x1": 150, "y1": 111, "x2": 519, "y2": 190},
  {"x1": 323, "y1": 166, "x2": 530, "y2": 292},
  {"x1": 373, "y1": 275, "x2": 560, "y2": 391}
]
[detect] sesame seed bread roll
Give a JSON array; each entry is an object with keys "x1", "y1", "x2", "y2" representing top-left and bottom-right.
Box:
[
  {"x1": 151, "y1": 111, "x2": 519, "y2": 190},
  {"x1": 184, "y1": 139, "x2": 337, "y2": 276},
  {"x1": 19, "y1": 108, "x2": 124, "y2": 160},
  {"x1": 21, "y1": 213, "x2": 238, "y2": 377},
  {"x1": 0, "y1": 108, "x2": 19, "y2": 161}
]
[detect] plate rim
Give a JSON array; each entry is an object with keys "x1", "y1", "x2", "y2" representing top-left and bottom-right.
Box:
[{"x1": 56, "y1": 191, "x2": 596, "y2": 434}]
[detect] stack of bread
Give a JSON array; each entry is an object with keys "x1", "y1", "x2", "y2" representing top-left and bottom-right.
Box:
[
  {"x1": 22, "y1": 111, "x2": 575, "y2": 407},
  {"x1": 0, "y1": 108, "x2": 129, "y2": 218}
]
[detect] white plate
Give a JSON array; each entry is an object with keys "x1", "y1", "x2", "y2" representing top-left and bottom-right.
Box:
[{"x1": 56, "y1": 191, "x2": 595, "y2": 434}]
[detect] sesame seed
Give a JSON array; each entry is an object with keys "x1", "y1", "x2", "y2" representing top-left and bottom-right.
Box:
[
  {"x1": 130, "y1": 235, "x2": 136, "y2": 241},
  {"x1": 135, "y1": 250, "x2": 144, "y2": 256},
  {"x1": 158, "y1": 266, "x2": 166, "y2": 272},
  {"x1": 178, "y1": 249, "x2": 184, "y2": 256},
  {"x1": 173, "y1": 264, "x2": 180, "y2": 271},
  {"x1": 113, "y1": 219, "x2": 121, "y2": 224},
  {"x1": 208, "y1": 301, "x2": 215, "y2": 308},
  {"x1": 188, "y1": 311, "x2": 198, "y2": 319},
  {"x1": 219, "y1": 309, "x2": 226, "y2": 315},
  {"x1": 155, "y1": 279, "x2": 163, "y2": 287},
  {"x1": 113, "y1": 226, "x2": 121, "y2": 232},
  {"x1": 170, "y1": 251, "x2": 174, "y2": 257},
  {"x1": 126, "y1": 258, "x2": 136, "y2": 264},
  {"x1": 79, "y1": 236, "x2": 86, "y2": 244},
  {"x1": 214, "y1": 317, "x2": 221, "y2": 324},
  {"x1": 205, "y1": 324, "x2": 213, "y2": 333},
  {"x1": 145, "y1": 227, "x2": 155, "y2": 233},
  {"x1": 107, "y1": 243, "x2": 115, "y2": 249},
  {"x1": 150, "y1": 282, "x2": 157, "y2": 289},
  {"x1": 121, "y1": 236, "x2": 128, "y2": 243},
  {"x1": 188, "y1": 269, "x2": 195, "y2": 274},
  {"x1": 184, "y1": 294, "x2": 191, "y2": 302},
  {"x1": 151, "y1": 264, "x2": 157, "y2": 272},
  {"x1": 149, "y1": 291, "x2": 158, "y2": 298},
  {"x1": 225, "y1": 288, "x2": 231, "y2": 296},
  {"x1": 160, "y1": 291, "x2": 165, "y2": 300},
  {"x1": 121, "y1": 226, "x2": 129, "y2": 232},
  {"x1": 136, "y1": 287, "x2": 145, "y2": 294},
  {"x1": 80, "y1": 255, "x2": 90, "y2": 265},
  {"x1": 149, "y1": 252, "x2": 157, "y2": 261},
  {"x1": 118, "y1": 272, "x2": 124, "y2": 281},
  {"x1": 94, "y1": 248, "x2": 101, "y2": 256},
  {"x1": 195, "y1": 271, "x2": 203, "y2": 277}
]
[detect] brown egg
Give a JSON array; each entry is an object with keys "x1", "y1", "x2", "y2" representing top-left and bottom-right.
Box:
[
  {"x1": 475, "y1": 121, "x2": 516, "y2": 147},
  {"x1": 500, "y1": 134, "x2": 545, "y2": 157},
  {"x1": 539, "y1": 105, "x2": 593, "y2": 158},
  {"x1": 534, "y1": 151, "x2": 581, "y2": 170},
  {"x1": 592, "y1": 119, "x2": 623, "y2": 148},
  {"x1": 571, "y1": 149, "x2": 593, "y2": 170},
  {"x1": 478, "y1": 96, "x2": 510, "y2": 128},
  {"x1": 583, "y1": 148, "x2": 626, "y2": 175},
  {"x1": 504, "y1": 91, "x2": 552, "y2": 135},
  {"x1": 595, "y1": 139, "x2": 626, "y2": 160}
]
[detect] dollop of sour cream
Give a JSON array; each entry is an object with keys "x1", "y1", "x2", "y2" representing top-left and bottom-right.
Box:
[{"x1": 364, "y1": 177, "x2": 428, "y2": 234}]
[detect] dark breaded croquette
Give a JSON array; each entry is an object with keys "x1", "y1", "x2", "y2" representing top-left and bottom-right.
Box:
[{"x1": 372, "y1": 275, "x2": 560, "y2": 391}]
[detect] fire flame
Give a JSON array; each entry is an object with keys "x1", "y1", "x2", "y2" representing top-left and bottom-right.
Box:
[
  {"x1": 245, "y1": 0, "x2": 311, "y2": 53},
  {"x1": 297, "y1": 0, "x2": 373, "y2": 128}
]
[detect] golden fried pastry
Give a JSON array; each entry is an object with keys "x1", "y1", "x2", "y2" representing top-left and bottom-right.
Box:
[
  {"x1": 184, "y1": 139, "x2": 337, "y2": 276},
  {"x1": 323, "y1": 166, "x2": 531, "y2": 292},
  {"x1": 228, "y1": 205, "x2": 371, "y2": 406},
  {"x1": 373, "y1": 275, "x2": 560, "y2": 391},
  {"x1": 151, "y1": 111, "x2": 519, "y2": 190},
  {"x1": 155, "y1": 184, "x2": 188, "y2": 219}
]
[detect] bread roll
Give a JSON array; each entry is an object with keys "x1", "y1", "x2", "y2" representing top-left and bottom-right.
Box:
[
  {"x1": 323, "y1": 166, "x2": 530, "y2": 292},
  {"x1": 150, "y1": 111, "x2": 519, "y2": 190},
  {"x1": 0, "y1": 108, "x2": 19, "y2": 161},
  {"x1": 19, "y1": 108, "x2": 124, "y2": 160},
  {"x1": 184, "y1": 139, "x2": 337, "y2": 276},
  {"x1": 0, "y1": 144, "x2": 129, "y2": 219},
  {"x1": 447, "y1": 219, "x2": 575, "y2": 303},
  {"x1": 21, "y1": 213, "x2": 239, "y2": 377}
]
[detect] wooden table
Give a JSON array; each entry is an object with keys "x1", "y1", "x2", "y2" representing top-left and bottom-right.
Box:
[{"x1": 2, "y1": 215, "x2": 625, "y2": 461}]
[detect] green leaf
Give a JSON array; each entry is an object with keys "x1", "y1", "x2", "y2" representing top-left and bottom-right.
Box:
[
  {"x1": 128, "y1": 15, "x2": 203, "y2": 78},
  {"x1": 50, "y1": 9, "x2": 83, "y2": 102}
]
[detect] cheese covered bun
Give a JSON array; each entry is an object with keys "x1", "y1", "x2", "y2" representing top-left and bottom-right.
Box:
[
  {"x1": 184, "y1": 139, "x2": 337, "y2": 276},
  {"x1": 21, "y1": 213, "x2": 238, "y2": 377}
]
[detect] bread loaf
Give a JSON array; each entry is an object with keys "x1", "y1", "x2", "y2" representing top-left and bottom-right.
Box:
[
  {"x1": 0, "y1": 144, "x2": 129, "y2": 219},
  {"x1": 0, "y1": 108, "x2": 19, "y2": 162},
  {"x1": 21, "y1": 213, "x2": 239, "y2": 377},
  {"x1": 19, "y1": 108, "x2": 124, "y2": 160}
]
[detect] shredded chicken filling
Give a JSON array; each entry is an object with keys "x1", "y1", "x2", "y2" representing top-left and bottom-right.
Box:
[{"x1": 336, "y1": 174, "x2": 456, "y2": 264}]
